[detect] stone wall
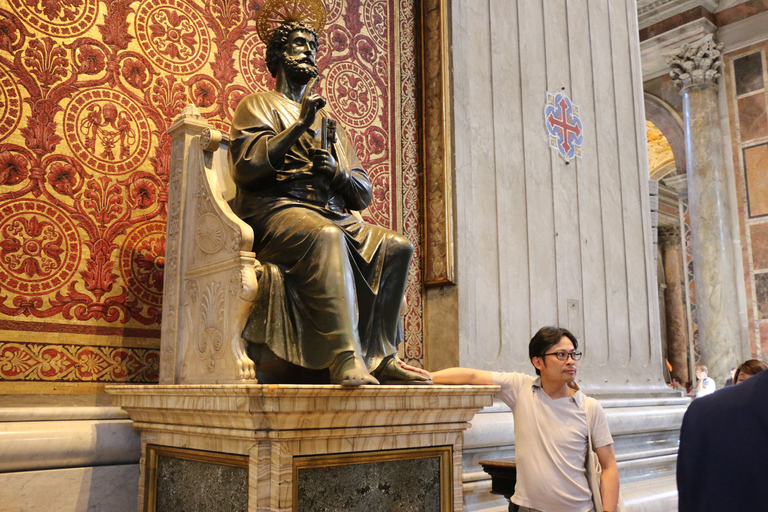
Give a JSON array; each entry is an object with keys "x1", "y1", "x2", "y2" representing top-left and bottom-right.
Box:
[{"x1": 438, "y1": 0, "x2": 667, "y2": 395}]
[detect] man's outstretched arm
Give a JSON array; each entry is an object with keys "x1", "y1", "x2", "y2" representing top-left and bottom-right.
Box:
[{"x1": 429, "y1": 368, "x2": 493, "y2": 385}]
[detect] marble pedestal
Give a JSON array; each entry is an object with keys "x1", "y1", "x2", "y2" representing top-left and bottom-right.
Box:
[{"x1": 107, "y1": 384, "x2": 497, "y2": 512}]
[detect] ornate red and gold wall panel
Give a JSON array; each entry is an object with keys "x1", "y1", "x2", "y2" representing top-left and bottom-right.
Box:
[{"x1": 0, "y1": 0, "x2": 425, "y2": 392}]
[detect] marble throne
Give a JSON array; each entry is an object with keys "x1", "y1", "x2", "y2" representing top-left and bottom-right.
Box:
[{"x1": 159, "y1": 104, "x2": 259, "y2": 385}]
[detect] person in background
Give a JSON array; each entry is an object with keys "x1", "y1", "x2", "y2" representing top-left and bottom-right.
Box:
[
  {"x1": 724, "y1": 367, "x2": 736, "y2": 387},
  {"x1": 677, "y1": 368, "x2": 768, "y2": 511},
  {"x1": 425, "y1": 326, "x2": 620, "y2": 512},
  {"x1": 669, "y1": 377, "x2": 685, "y2": 393},
  {"x1": 733, "y1": 359, "x2": 767, "y2": 384},
  {"x1": 695, "y1": 365, "x2": 716, "y2": 398}
]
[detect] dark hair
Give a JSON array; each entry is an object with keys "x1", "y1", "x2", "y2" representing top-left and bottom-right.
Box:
[
  {"x1": 265, "y1": 21, "x2": 319, "y2": 77},
  {"x1": 734, "y1": 359, "x2": 768, "y2": 384},
  {"x1": 528, "y1": 326, "x2": 578, "y2": 376}
]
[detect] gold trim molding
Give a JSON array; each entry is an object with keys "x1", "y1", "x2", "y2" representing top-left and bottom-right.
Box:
[
  {"x1": 420, "y1": 0, "x2": 456, "y2": 285},
  {"x1": 0, "y1": 341, "x2": 159, "y2": 385}
]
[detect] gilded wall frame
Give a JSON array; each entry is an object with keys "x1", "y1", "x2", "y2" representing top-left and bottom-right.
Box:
[{"x1": 419, "y1": 0, "x2": 456, "y2": 286}]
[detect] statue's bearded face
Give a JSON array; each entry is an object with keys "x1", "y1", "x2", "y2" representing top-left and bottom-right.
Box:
[{"x1": 281, "y1": 29, "x2": 319, "y2": 84}]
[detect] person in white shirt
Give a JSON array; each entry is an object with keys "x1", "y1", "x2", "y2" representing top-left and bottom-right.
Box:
[
  {"x1": 425, "y1": 326, "x2": 620, "y2": 512},
  {"x1": 695, "y1": 365, "x2": 716, "y2": 398}
]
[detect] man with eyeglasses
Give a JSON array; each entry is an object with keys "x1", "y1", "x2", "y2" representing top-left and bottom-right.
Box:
[{"x1": 425, "y1": 326, "x2": 620, "y2": 512}]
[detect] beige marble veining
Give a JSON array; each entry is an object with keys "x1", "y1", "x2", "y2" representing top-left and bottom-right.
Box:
[
  {"x1": 109, "y1": 384, "x2": 495, "y2": 511},
  {"x1": 108, "y1": 384, "x2": 497, "y2": 431}
]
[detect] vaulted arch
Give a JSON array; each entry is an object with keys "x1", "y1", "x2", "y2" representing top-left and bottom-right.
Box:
[{"x1": 645, "y1": 93, "x2": 687, "y2": 180}]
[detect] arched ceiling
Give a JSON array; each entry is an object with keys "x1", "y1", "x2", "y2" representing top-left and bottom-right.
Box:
[{"x1": 646, "y1": 119, "x2": 677, "y2": 178}]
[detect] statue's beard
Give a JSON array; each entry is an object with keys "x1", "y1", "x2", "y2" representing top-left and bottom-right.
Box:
[{"x1": 283, "y1": 55, "x2": 319, "y2": 84}]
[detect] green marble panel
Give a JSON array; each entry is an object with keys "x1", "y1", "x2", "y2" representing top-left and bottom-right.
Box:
[
  {"x1": 296, "y1": 455, "x2": 442, "y2": 512},
  {"x1": 155, "y1": 455, "x2": 248, "y2": 512}
]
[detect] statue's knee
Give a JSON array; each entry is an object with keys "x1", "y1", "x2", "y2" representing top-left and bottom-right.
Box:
[
  {"x1": 316, "y1": 224, "x2": 345, "y2": 249},
  {"x1": 391, "y1": 234, "x2": 414, "y2": 260}
]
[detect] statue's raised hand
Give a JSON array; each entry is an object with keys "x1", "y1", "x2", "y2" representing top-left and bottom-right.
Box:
[{"x1": 298, "y1": 77, "x2": 326, "y2": 128}]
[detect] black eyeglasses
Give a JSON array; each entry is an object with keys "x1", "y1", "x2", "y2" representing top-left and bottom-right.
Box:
[{"x1": 542, "y1": 351, "x2": 583, "y2": 361}]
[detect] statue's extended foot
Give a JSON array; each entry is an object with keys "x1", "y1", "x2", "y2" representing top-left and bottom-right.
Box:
[
  {"x1": 372, "y1": 355, "x2": 433, "y2": 385},
  {"x1": 329, "y1": 351, "x2": 379, "y2": 386}
]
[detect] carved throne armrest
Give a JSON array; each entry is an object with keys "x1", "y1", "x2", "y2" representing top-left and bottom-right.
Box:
[{"x1": 161, "y1": 105, "x2": 259, "y2": 384}]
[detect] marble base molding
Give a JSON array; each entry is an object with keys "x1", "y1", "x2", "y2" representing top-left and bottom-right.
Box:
[
  {"x1": 0, "y1": 465, "x2": 139, "y2": 512},
  {"x1": 107, "y1": 384, "x2": 497, "y2": 512}
]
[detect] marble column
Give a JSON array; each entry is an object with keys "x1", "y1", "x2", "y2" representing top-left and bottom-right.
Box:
[
  {"x1": 666, "y1": 35, "x2": 741, "y2": 385},
  {"x1": 659, "y1": 226, "x2": 689, "y2": 385}
]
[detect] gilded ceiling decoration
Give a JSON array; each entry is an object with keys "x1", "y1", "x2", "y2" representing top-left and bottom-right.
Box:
[{"x1": 646, "y1": 120, "x2": 676, "y2": 176}]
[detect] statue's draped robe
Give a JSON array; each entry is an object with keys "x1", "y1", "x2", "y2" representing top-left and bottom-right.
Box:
[{"x1": 229, "y1": 91, "x2": 412, "y2": 371}]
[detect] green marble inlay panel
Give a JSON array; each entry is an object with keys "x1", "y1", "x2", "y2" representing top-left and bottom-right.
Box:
[
  {"x1": 155, "y1": 455, "x2": 248, "y2": 512},
  {"x1": 297, "y1": 455, "x2": 442, "y2": 512}
]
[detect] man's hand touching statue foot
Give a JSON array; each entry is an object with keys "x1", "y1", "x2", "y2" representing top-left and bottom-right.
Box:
[
  {"x1": 329, "y1": 351, "x2": 380, "y2": 386},
  {"x1": 373, "y1": 355, "x2": 433, "y2": 385}
]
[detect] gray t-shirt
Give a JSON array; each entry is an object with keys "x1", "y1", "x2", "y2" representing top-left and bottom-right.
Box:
[{"x1": 492, "y1": 372, "x2": 613, "y2": 512}]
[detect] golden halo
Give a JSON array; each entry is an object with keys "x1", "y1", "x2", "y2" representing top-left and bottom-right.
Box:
[{"x1": 256, "y1": 0, "x2": 327, "y2": 45}]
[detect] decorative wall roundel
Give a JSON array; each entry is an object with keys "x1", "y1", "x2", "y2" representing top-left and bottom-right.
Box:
[
  {"x1": 134, "y1": 0, "x2": 211, "y2": 74},
  {"x1": 8, "y1": 0, "x2": 99, "y2": 37},
  {"x1": 366, "y1": 162, "x2": 391, "y2": 228},
  {"x1": 238, "y1": 33, "x2": 271, "y2": 93},
  {"x1": 119, "y1": 220, "x2": 165, "y2": 307},
  {"x1": 0, "y1": 200, "x2": 82, "y2": 296},
  {"x1": 363, "y1": 0, "x2": 389, "y2": 49},
  {"x1": 0, "y1": 67, "x2": 22, "y2": 142},
  {"x1": 325, "y1": 62, "x2": 379, "y2": 128},
  {"x1": 63, "y1": 88, "x2": 152, "y2": 175},
  {"x1": 325, "y1": 0, "x2": 343, "y2": 23}
]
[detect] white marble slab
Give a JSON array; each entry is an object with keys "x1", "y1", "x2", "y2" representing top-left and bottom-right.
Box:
[
  {"x1": 0, "y1": 406, "x2": 128, "y2": 422},
  {"x1": 0, "y1": 419, "x2": 139, "y2": 472},
  {"x1": 0, "y1": 465, "x2": 138, "y2": 512}
]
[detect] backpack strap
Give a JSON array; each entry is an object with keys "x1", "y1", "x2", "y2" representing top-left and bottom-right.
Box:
[{"x1": 585, "y1": 395, "x2": 596, "y2": 449}]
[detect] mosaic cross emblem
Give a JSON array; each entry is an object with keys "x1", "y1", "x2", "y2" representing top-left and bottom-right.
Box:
[{"x1": 545, "y1": 91, "x2": 583, "y2": 162}]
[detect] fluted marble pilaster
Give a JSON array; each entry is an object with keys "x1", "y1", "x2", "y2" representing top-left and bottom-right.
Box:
[
  {"x1": 666, "y1": 35, "x2": 741, "y2": 385},
  {"x1": 659, "y1": 226, "x2": 689, "y2": 384}
]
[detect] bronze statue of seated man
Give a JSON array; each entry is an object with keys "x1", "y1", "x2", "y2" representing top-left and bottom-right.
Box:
[{"x1": 228, "y1": 18, "x2": 430, "y2": 386}]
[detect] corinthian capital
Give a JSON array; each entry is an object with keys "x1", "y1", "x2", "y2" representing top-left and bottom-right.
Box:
[
  {"x1": 659, "y1": 225, "x2": 682, "y2": 249},
  {"x1": 665, "y1": 35, "x2": 723, "y2": 90}
]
